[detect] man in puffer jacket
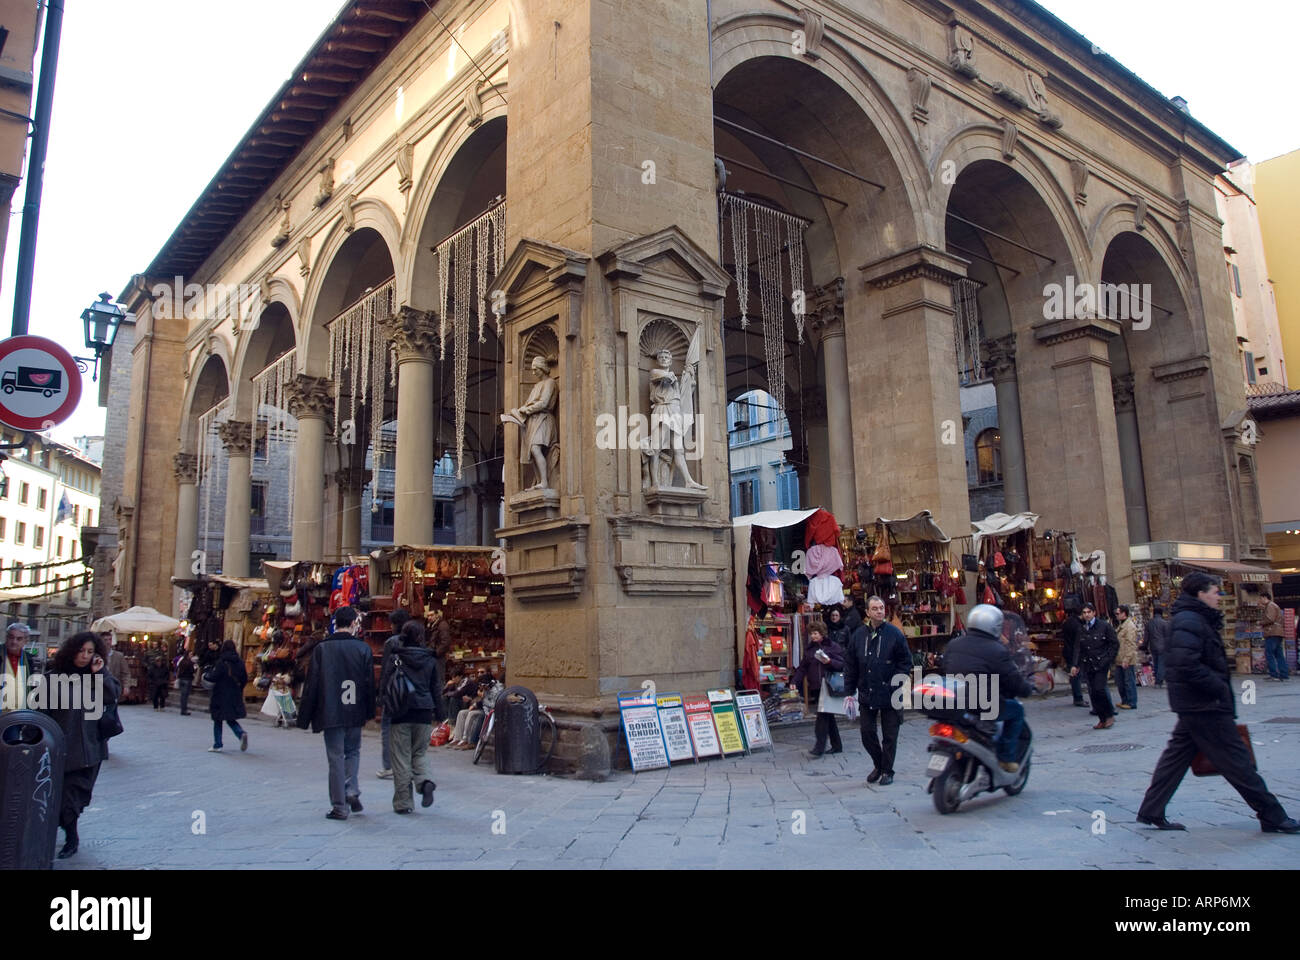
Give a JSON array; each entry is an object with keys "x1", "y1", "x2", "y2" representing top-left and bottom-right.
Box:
[{"x1": 1136, "y1": 573, "x2": 1299, "y2": 834}]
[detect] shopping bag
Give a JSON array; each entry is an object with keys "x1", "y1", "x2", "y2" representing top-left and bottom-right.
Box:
[
  {"x1": 1191, "y1": 724, "x2": 1254, "y2": 777},
  {"x1": 842, "y1": 695, "x2": 859, "y2": 720},
  {"x1": 818, "y1": 683, "x2": 847, "y2": 716}
]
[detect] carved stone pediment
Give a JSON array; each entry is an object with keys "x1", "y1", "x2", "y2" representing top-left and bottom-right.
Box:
[{"x1": 598, "y1": 226, "x2": 732, "y2": 302}]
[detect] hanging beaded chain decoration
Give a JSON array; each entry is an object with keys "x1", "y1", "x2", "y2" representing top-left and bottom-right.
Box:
[
  {"x1": 327, "y1": 279, "x2": 396, "y2": 505},
  {"x1": 196, "y1": 399, "x2": 229, "y2": 562},
  {"x1": 250, "y1": 351, "x2": 299, "y2": 526},
  {"x1": 720, "y1": 193, "x2": 808, "y2": 414},
  {"x1": 950, "y1": 278, "x2": 983, "y2": 383},
  {"x1": 436, "y1": 202, "x2": 507, "y2": 477}
]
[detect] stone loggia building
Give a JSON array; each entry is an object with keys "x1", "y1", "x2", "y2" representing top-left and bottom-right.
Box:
[{"x1": 111, "y1": 0, "x2": 1263, "y2": 761}]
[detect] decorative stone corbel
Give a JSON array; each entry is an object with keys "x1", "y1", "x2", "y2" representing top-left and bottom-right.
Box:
[
  {"x1": 1000, "y1": 118, "x2": 1018, "y2": 161},
  {"x1": 342, "y1": 194, "x2": 357, "y2": 233},
  {"x1": 948, "y1": 22, "x2": 978, "y2": 79},
  {"x1": 796, "y1": 8, "x2": 825, "y2": 60},
  {"x1": 464, "y1": 80, "x2": 484, "y2": 127},
  {"x1": 396, "y1": 142, "x2": 414, "y2": 195},
  {"x1": 297, "y1": 236, "x2": 311, "y2": 278},
  {"x1": 992, "y1": 81, "x2": 1028, "y2": 108},
  {"x1": 907, "y1": 68, "x2": 931, "y2": 150},
  {"x1": 1069, "y1": 159, "x2": 1089, "y2": 206},
  {"x1": 1134, "y1": 195, "x2": 1148, "y2": 231},
  {"x1": 313, "y1": 158, "x2": 335, "y2": 208},
  {"x1": 270, "y1": 198, "x2": 290, "y2": 249}
]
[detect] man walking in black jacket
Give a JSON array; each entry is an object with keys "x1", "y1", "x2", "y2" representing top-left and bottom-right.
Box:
[
  {"x1": 1136, "y1": 573, "x2": 1299, "y2": 834},
  {"x1": 843, "y1": 595, "x2": 912, "y2": 785},
  {"x1": 298, "y1": 606, "x2": 376, "y2": 820},
  {"x1": 1070, "y1": 601, "x2": 1119, "y2": 728},
  {"x1": 1060, "y1": 599, "x2": 1086, "y2": 706},
  {"x1": 1146, "y1": 606, "x2": 1171, "y2": 686}
]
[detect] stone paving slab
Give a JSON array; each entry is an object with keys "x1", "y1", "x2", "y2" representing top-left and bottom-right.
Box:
[{"x1": 51, "y1": 680, "x2": 1300, "y2": 869}]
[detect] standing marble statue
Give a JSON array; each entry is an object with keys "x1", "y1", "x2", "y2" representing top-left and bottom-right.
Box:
[
  {"x1": 645, "y1": 340, "x2": 706, "y2": 490},
  {"x1": 506, "y1": 354, "x2": 558, "y2": 490}
]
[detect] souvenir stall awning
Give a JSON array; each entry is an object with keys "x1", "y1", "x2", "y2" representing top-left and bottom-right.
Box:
[
  {"x1": 876, "y1": 511, "x2": 952, "y2": 544},
  {"x1": 1176, "y1": 559, "x2": 1281, "y2": 584},
  {"x1": 732, "y1": 508, "x2": 825, "y2": 659},
  {"x1": 971, "y1": 511, "x2": 1040, "y2": 551},
  {"x1": 91, "y1": 606, "x2": 183, "y2": 634}
]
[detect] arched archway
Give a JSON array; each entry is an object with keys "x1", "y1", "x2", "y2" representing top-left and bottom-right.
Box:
[
  {"x1": 712, "y1": 51, "x2": 925, "y2": 526},
  {"x1": 401, "y1": 115, "x2": 508, "y2": 546}
]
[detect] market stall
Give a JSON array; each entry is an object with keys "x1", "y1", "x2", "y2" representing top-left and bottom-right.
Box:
[
  {"x1": 367, "y1": 545, "x2": 506, "y2": 684},
  {"x1": 1131, "y1": 556, "x2": 1284, "y2": 674},
  {"x1": 91, "y1": 606, "x2": 185, "y2": 705}
]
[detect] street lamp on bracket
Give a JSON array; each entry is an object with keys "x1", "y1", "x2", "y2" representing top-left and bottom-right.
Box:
[{"x1": 76, "y1": 292, "x2": 125, "y2": 381}]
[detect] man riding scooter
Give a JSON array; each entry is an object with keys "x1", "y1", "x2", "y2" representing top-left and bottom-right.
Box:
[{"x1": 942, "y1": 604, "x2": 1034, "y2": 772}]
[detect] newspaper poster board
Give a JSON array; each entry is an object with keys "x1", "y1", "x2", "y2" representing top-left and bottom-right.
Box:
[
  {"x1": 734, "y1": 689, "x2": 772, "y2": 750},
  {"x1": 684, "y1": 696, "x2": 722, "y2": 758},
  {"x1": 656, "y1": 693, "x2": 695, "y2": 762},
  {"x1": 617, "y1": 692, "x2": 670, "y2": 772},
  {"x1": 708, "y1": 688, "x2": 747, "y2": 755}
]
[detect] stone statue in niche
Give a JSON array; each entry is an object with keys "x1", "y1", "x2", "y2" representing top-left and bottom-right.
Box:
[
  {"x1": 505, "y1": 354, "x2": 558, "y2": 491},
  {"x1": 643, "y1": 332, "x2": 706, "y2": 491}
]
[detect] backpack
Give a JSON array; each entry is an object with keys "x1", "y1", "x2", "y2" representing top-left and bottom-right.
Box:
[{"x1": 382, "y1": 651, "x2": 416, "y2": 717}]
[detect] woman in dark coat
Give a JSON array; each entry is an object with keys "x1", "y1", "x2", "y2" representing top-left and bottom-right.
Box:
[
  {"x1": 208, "y1": 640, "x2": 249, "y2": 752},
  {"x1": 43, "y1": 631, "x2": 120, "y2": 859},
  {"x1": 790, "y1": 619, "x2": 846, "y2": 757},
  {"x1": 146, "y1": 640, "x2": 170, "y2": 710}
]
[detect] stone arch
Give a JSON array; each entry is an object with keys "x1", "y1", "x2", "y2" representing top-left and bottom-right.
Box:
[
  {"x1": 932, "y1": 124, "x2": 1091, "y2": 276},
  {"x1": 299, "y1": 199, "x2": 403, "y2": 377},
  {"x1": 402, "y1": 111, "x2": 508, "y2": 313},
  {"x1": 226, "y1": 300, "x2": 297, "y2": 422},
  {"x1": 178, "y1": 347, "x2": 231, "y2": 453},
  {"x1": 711, "y1": 15, "x2": 929, "y2": 262},
  {"x1": 227, "y1": 275, "x2": 301, "y2": 419}
]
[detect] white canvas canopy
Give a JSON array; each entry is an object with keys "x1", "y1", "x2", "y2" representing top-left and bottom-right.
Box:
[
  {"x1": 971, "y1": 511, "x2": 1040, "y2": 551},
  {"x1": 732, "y1": 508, "x2": 821, "y2": 660},
  {"x1": 91, "y1": 606, "x2": 183, "y2": 634}
]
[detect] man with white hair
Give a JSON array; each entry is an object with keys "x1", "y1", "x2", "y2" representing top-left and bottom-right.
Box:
[{"x1": 1, "y1": 622, "x2": 36, "y2": 713}]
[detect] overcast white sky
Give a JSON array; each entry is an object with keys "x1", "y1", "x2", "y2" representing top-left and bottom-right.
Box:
[{"x1": 1, "y1": 0, "x2": 1293, "y2": 446}]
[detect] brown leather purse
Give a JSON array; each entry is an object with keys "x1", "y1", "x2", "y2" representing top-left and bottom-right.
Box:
[{"x1": 1191, "y1": 724, "x2": 1254, "y2": 777}]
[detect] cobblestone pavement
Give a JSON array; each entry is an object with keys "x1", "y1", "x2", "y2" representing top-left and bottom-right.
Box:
[{"x1": 56, "y1": 680, "x2": 1300, "y2": 870}]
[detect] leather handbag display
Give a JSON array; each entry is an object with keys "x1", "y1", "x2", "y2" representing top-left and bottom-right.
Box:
[
  {"x1": 1191, "y1": 724, "x2": 1254, "y2": 777},
  {"x1": 962, "y1": 554, "x2": 979, "y2": 572}
]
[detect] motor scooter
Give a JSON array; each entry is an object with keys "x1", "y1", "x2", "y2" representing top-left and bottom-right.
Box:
[{"x1": 915, "y1": 676, "x2": 1033, "y2": 814}]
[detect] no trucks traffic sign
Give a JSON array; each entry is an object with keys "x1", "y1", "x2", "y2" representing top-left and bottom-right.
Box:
[{"x1": 0, "y1": 336, "x2": 82, "y2": 431}]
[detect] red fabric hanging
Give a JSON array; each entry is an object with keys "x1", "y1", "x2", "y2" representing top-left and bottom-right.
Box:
[{"x1": 803, "y1": 509, "x2": 840, "y2": 549}]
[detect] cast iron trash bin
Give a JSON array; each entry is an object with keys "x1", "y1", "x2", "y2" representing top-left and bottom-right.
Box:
[
  {"x1": 0, "y1": 710, "x2": 66, "y2": 869},
  {"x1": 492, "y1": 685, "x2": 556, "y2": 774}
]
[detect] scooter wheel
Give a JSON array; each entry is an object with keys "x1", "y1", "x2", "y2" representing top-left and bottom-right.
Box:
[
  {"x1": 1003, "y1": 758, "x2": 1031, "y2": 796},
  {"x1": 932, "y1": 766, "x2": 962, "y2": 815}
]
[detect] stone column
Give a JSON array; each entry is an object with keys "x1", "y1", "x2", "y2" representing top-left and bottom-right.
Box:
[
  {"x1": 983, "y1": 334, "x2": 1030, "y2": 514},
  {"x1": 856, "y1": 248, "x2": 972, "y2": 540},
  {"x1": 172, "y1": 453, "x2": 198, "y2": 581},
  {"x1": 1111, "y1": 373, "x2": 1151, "y2": 544},
  {"x1": 811, "y1": 279, "x2": 857, "y2": 524},
  {"x1": 334, "y1": 468, "x2": 369, "y2": 556},
  {"x1": 1023, "y1": 314, "x2": 1133, "y2": 600},
  {"x1": 473, "y1": 478, "x2": 504, "y2": 545},
  {"x1": 217, "y1": 420, "x2": 253, "y2": 577},
  {"x1": 381, "y1": 307, "x2": 437, "y2": 546},
  {"x1": 793, "y1": 386, "x2": 823, "y2": 511},
  {"x1": 287, "y1": 375, "x2": 334, "y2": 559}
]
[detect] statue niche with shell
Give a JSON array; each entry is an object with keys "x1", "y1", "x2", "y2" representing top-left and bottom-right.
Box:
[
  {"x1": 640, "y1": 318, "x2": 706, "y2": 492},
  {"x1": 504, "y1": 327, "x2": 560, "y2": 492}
]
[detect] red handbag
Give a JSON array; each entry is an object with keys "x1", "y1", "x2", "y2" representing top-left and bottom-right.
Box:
[{"x1": 955, "y1": 584, "x2": 967, "y2": 605}]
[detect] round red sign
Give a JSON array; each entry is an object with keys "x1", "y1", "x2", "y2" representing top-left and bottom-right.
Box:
[{"x1": 0, "y1": 335, "x2": 83, "y2": 431}]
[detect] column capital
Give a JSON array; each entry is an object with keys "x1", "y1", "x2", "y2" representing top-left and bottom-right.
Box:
[
  {"x1": 380, "y1": 306, "x2": 439, "y2": 361},
  {"x1": 216, "y1": 420, "x2": 253, "y2": 456},
  {"x1": 172, "y1": 452, "x2": 198, "y2": 483},
  {"x1": 1031, "y1": 314, "x2": 1122, "y2": 347},
  {"x1": 287, "y1": 374, "x2": 334, "y2": 421},
  {"x1": 860, "y1": 245, "x2": 968, "y2": 290},
  {"x1": 1112, "y1": 372, "x2": 1136, "y2": 413},
  {"x1": 808, "y1": 277, "x2": 846, "y2": 340},
  {"x1": 332, "y1": 468, "x2": 372, "y2": 492},
  {"x1": 982, "y1": 333, "x2": 1018, "y2": 382}
]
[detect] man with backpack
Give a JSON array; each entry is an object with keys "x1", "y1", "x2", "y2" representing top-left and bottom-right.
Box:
[
  {"x1": 297, "y1": 606, "x2": 376, "y2": 820},
  {"x1": 381, "y1": 620, "x2": 438, "y2": 814}
]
